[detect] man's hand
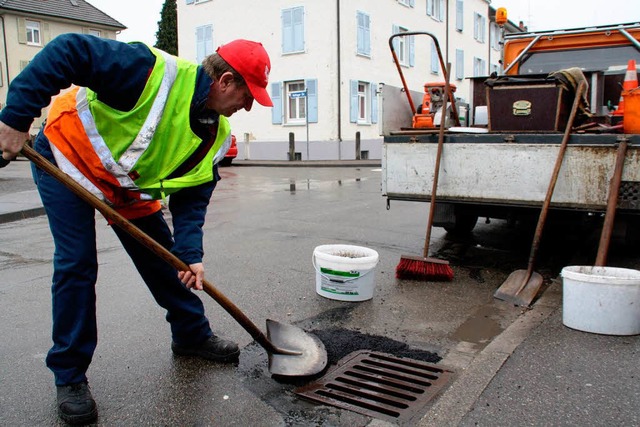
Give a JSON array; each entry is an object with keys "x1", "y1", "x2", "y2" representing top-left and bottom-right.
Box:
[
  {"x1": 0, "y1": 121, "x2": 29, "y2": 160},
  {"x1": 178, "y1": 262, "x2": 205, "y2": 291}
]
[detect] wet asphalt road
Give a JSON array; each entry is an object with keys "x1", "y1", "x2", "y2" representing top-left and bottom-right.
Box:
[{"x1": 2, "y1": 162, "x2": 639, "y2": 426}]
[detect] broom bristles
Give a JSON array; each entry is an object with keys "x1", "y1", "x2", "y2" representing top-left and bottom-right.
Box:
[{"x1": 396, "y1": 256, "x2": 454, "y2": 281}]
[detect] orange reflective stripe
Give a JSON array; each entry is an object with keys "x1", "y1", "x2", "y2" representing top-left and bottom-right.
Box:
[{"x1": 45, "y1": 89, "x2": 153, "y2": 208}]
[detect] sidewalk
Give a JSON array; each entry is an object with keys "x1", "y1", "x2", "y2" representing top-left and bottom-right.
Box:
[{"x1": 1, "y1": 158, "x2": 639, "y2": 425}]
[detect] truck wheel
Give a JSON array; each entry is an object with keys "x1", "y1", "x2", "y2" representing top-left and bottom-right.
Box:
[{"x1": 444, "y1": 213, "x2": 478, "y2": 235}]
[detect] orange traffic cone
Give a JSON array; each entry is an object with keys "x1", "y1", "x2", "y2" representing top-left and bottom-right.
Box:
[{"x1": 614, "y1": 59, "x2": 638, "y2": 116}]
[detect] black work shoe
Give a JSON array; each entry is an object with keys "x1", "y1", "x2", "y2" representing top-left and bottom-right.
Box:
[
  {"x1": 171, "y1": 335, "x2": 240, "y2": 362},
  {"x1": 56, "y1": 382, "x2": 98, "y2": 425}
]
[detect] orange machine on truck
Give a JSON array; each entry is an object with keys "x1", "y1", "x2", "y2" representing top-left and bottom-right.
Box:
[{"x1": 382, "y1": 22, "x2": 640, "y2": 239}]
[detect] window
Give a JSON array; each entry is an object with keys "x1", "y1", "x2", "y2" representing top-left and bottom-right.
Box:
[
  {"x1": 456, "y1": 0, "x2": 464, "y2": 31},
  {"x1": 350, "y1": 80, "x2": 378, "y2": 124},
  {"x1": 491, "y1": 63, "x2": 500, "y2": 75},
  {"x1": 473, "y1": 57, "x2": 487, "y2": 76},
  {"x1": 357, "y1": 82, "x2": 369, "y2": 122},
  {"x1": 356, "y1": 11, "x2": 371, "y2": 57},
  {"x1": 427, "y1": 0, "x2": 444, "y2": 22},
  {"x1": 26, "y1": 20, "x2": 41, "y2": 46},
  {"x1": 195, "y1": 25, "x2": 213, "y2": 64},
  {"x1": 397, "y1": 0, "x2": 415, "y2": 7},
  {"x1": 286, "y1": 81, "x2": 306, "y2": 123},
  {"x1": 271, "y1": 80, "x2": 317, "y2": 125},
  {"x1": 84, "y1": 28, "x2": 101, "y2": 37},
  {"x1": 455, "y1": 49, "x2": 465, "y2": 80},
  {"x1": 282, "y1": 6, "x2": 304, "y2": 54},
  {"x1": 392, "y1": 25, "x2": 414, "y2": 67},
  {"x1": 474, "y1": 13, "x2": 486, "y2": 43}
]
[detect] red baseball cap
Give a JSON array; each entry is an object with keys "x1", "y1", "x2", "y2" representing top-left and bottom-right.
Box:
[{"x1": 216, "y1": 39, "x2": 273, "y2": 107}]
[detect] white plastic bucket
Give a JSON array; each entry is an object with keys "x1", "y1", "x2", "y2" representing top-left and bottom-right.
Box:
[
  {"x1": 313, "y1": 244, "x2": 379, "y2": 302},
  {"x1": 561, "y1": 266, "x2": 640, "y2": 336}
]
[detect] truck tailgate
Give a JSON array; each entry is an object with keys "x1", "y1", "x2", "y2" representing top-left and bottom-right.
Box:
[{"x1": 382, "y1": 133, "x2": 640, "y2": 211}]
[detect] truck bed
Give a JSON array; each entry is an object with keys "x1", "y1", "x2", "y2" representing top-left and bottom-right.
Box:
[{"x1": 382, "y1": 132, "x2": 640, "y2": 212}]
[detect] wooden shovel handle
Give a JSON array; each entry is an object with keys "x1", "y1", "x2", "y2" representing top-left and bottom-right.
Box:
[
  {"x1": 22, "y1": 144, "x2": 290, "y2": 354},
  {"x1": 595, "y1": 137, "x2": 628, "y2": 266},
  {"x1": 518, "y1": 80, "x2": 587, "y2": 292}
]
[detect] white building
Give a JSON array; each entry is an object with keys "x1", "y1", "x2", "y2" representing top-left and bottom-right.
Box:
[{"x1": 178, "y1": 0, "x2": 502, "y2": 160}]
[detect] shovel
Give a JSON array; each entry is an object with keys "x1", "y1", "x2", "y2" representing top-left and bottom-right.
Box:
[
  {"x1": 22, "y1": 144, "x2": 327, "y2": 378},
  {"x1": 494, "y1": 81, "x2": 586, "y2": 307}
]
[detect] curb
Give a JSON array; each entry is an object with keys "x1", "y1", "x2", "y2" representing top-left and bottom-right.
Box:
[
  {"x1": 0, "y1": 207, "x2": 46, "y2": 224},
  {"x1": 417, "y1": 283, "x2": 562, "y2": 426}
]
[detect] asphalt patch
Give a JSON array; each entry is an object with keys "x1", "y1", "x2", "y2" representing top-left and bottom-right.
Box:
[{"x1": 311, "y1": 327, "x2": 441, "y2": 366}]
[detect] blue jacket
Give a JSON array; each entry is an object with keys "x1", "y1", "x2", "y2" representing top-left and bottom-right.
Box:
[{"x1": 0, "y1": 33, "x2": 220, "y2": 265}]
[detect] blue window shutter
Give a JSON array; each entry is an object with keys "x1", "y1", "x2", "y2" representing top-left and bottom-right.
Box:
[
  {"x1": 186, "y1": 0, "x2": 194, "y2": 4},
  {"x1": 456, "y1": 0, "x2": 464, "y2": 31},
  {"x1": 357, "y1": 12, "x2": 364, "y2": 54},
  {"x1": 357, "y1": 12, "x2": 371, "y2": 56},
  {"x1": 456, "y1": 49, "x2": 464, "y2": 80},
  {"x1": 364, "y1": 14, "x2": 371, "y2": 55},
  {"x1": 293, "y1": 7, "x2": 304, "y2": 51},
  {"x1": 350, "y1": 80, "x2": 358, "y2": 123},
  {"x1": 410, "y1": 0, "x2": 415, "y2": 7},
  {"x1": 271, "y1": 82, "x2": 282, "y2": 124},
  {"x1": 409, "y1": 35, "x2": 415, "y2": 67},
  {"x1": 282, "y1": 9, "x2": 293, "y2": 53},
  {"x1": 306, "y1": 79, "x2": 318, "y2": 123},
  {"x1": 430, "y1": 40, "x2": 439, "y2": 73},
  {"x1": 427, "y1": 0, "x2": 433, "y2": 16},
  {"x1": 371, "y1": 83, "x2": 378, "y2": 124},
  {"x1": 391, "y1": 25, "x2": 400, "y2": 53}
]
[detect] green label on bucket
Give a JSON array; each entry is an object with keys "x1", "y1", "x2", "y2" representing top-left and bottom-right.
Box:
[
  {"x1": 320, "y1": 267, "x2": 360, "y2": 278},
  {"x1": 320, "y1": 287, "x2": 360, "y2": 296}
]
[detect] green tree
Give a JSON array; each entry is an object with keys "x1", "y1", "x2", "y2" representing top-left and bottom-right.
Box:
[{"x1": 155, "y1": 0, "x2": 178, "y2": 55}]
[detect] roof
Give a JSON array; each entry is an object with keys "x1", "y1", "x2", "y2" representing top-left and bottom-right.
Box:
[{"x1": 0, "y1": 0, "x2": 126, "y2": 30}]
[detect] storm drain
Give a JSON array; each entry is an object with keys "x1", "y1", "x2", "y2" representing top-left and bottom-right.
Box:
[{"x1": 294, "y1": 350, "x2": 453, "y2": 423}]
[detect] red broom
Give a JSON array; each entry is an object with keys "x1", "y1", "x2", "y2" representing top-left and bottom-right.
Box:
[{"x1": 396, "y1": 64, "x2": 454, "y2": 282}]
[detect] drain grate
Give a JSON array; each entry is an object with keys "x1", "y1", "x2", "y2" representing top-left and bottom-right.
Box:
[{"x1": 294, "y1": 350, "x2": 453, "y2": 423}]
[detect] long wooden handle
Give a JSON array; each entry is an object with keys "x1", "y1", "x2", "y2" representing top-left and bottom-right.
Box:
[
  {"x1": 517, "y1": 80, "x2": 587, "y2": 292},
  {"x1": 595, "y1": 138, "x2": 628, "y2": 266},
  {"x1": 22, "y1": 144, "x2": 292, "y2": 355},
  {"x1": 423, "y1": 63, "x2": 452, "y2": 258}
]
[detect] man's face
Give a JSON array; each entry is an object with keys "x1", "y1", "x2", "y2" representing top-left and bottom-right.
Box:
[{"x1": 207, "y1": 72, "x2": 254, "y2": 117}]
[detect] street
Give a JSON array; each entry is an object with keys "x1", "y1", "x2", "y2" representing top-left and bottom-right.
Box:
[{"x1": 1, "y1": 162, "x2": 639, "y2": 426}]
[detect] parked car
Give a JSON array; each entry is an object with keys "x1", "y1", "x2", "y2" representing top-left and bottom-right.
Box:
[{"x1": 220, "y1": 134, "x2": 237, "y2": 166}]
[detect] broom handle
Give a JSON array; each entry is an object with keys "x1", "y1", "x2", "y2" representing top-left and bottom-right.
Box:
[{"x1": 423, "y1": 63, "x2": 451, "y2": 258}]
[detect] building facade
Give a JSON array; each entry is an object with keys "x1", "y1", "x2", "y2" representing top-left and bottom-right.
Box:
[
  {"x1": 178, "y1": 0, "x2": 505, "y2": 160},
  {"x1": 0, "y1": 0, "x2": 125, "y2": 133}
]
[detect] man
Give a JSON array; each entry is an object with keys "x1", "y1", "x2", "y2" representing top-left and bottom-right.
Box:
[{"x1": 0, "y1": 33, "x2": 272, "y2": 425}]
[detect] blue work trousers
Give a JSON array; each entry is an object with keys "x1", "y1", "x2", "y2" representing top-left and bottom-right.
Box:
[{"x1": 32, "y1": 135, "x2": 213, "y2": 386}]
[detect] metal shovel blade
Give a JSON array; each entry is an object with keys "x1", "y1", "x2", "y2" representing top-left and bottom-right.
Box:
[
  {"x1": 266, "y1": 319, "x2": 328, "y2": 377},
  {"x1": 493, "y1": 269, "x2": 544, "y2": 307}
]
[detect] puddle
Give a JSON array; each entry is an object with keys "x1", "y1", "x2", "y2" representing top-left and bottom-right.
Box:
[{"x1": 450, "y1": 304, "x2": 508, "y2": 351}]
